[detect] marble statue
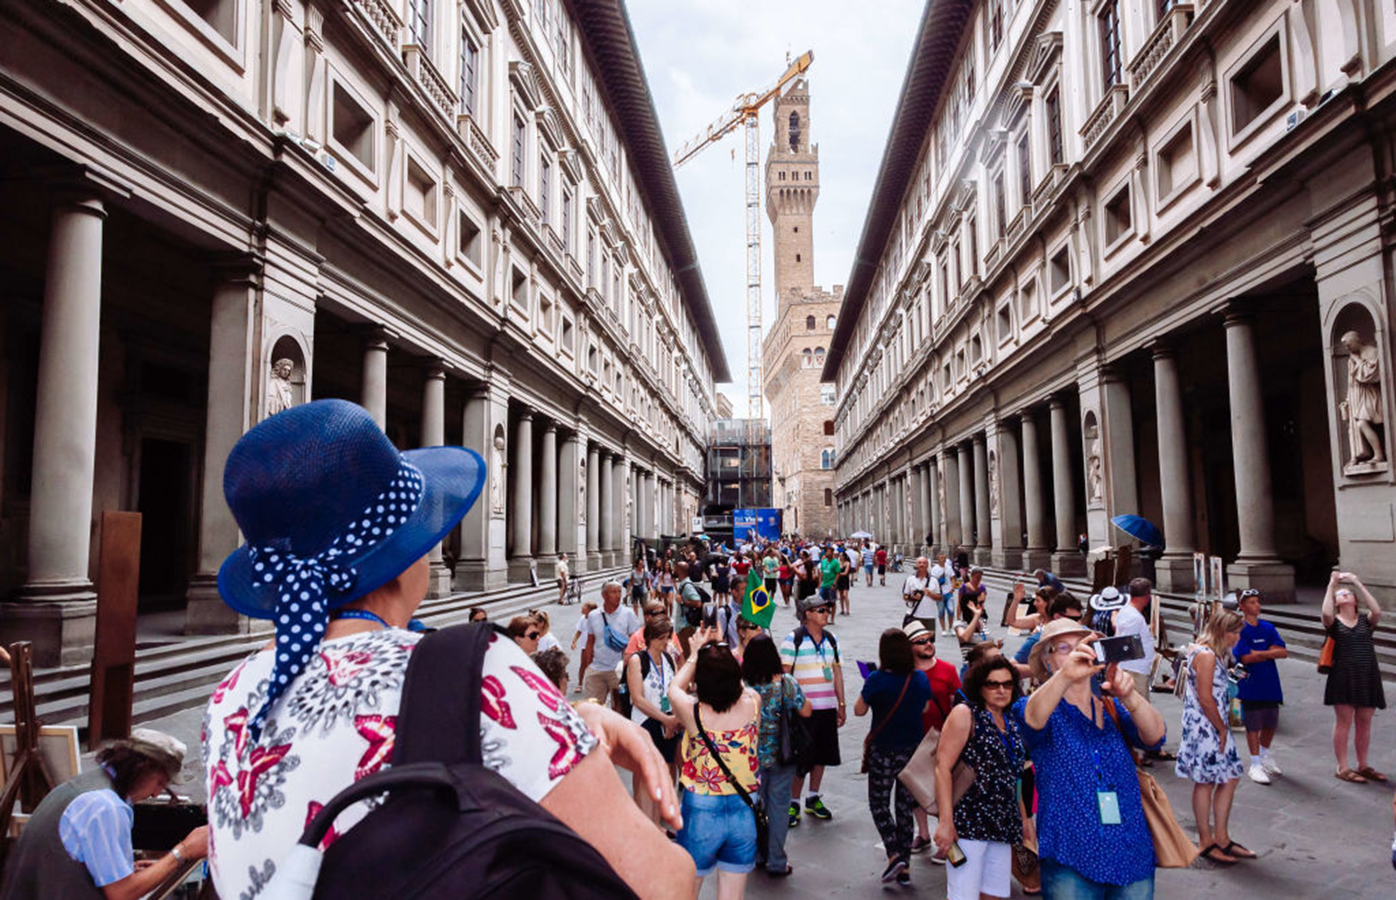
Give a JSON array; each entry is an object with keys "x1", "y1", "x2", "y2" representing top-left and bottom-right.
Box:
[
  {"x1": 266, "y1": 358, "x2": 295, "y2": 417},
  {"x1": 578, "y1": 459, "x2": 586, "y2": 523},
  {"x1": 490, "y1": 431, "x2": 506, "y2": 513},
  {"x1": 989, "y1": 453, "x2": 1000, "y2": 518},
  {"x1": 1087, "y1": 437, "x2": 1104, "y2": 504},
  {"x1": 1340, "y1": 330, "x2": 1385, "y2": 466}
]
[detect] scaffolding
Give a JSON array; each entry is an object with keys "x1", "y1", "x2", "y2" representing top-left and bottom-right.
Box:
[{"x1": 704, "y1": 418, "x2": 772, "y2": 512}]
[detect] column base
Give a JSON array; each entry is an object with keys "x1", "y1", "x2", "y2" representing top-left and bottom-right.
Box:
[
  {"x1": 973, "y1": 548, "x2": 994, "y2": 567},
  {"x1": 587, "y1": 551, "x2": 602, "y2": 573},
  {"x1": 1020, "y1": 549, "x2": 1054, "y2": 573},
  {"x1": 508, "y1": 557, "x2": 536, "y2": 584},
  {"x1": 535, "y1": 557, "x2": 559, "y2": 580},
  {"x1": 426, "y1": 561, "x2": 454, "y2": 600},
  {"x1": 453, "y1": 559, "x2": 508, "y2": 592},
  {"x1": 184, "y1": 574, "x2": 252, "y2": 635},
  {"x1": 1154, "y1": 555, "x2": 1197, "y2": 594},
  {"x1": 1050, "y1": 552, "x2": 1088, "y2": 578},
  {"x1": 1225, "y1": 560, "x2": 1295, "y2": 602},
  {"x1": 0, "y1": 585, "x2": 98, "y2": 668},
  {"x1": 991, "y1": 549, "x2": 1024, "y2": 570}
]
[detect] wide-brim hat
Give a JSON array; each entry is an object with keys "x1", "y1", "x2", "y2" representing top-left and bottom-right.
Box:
[
  {"x1": 1090, "y1": 585, "x2": 1125, "y2": 611},
  {"x1": 1028, "y1": 618, "x2": 1094, "y2": 682},
  {"x1": 218, "y1": 400, "x2": 485, "y2": 618}
]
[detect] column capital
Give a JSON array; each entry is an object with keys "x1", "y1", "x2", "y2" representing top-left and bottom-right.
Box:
[
  {"x1": 1101, "y1": 364, "x2": 1129, "y2": 385},
  {"x1": 360, "y1": 324, "x2": 390, "y2": 350},
  {"x1": 1149, "y1": 339, "x2": 1178, "y2": 361},
  {"x1": 542, "y1": 421, "x2": 558, "y2": 434},
  {"x1": 209, "y1": 251, "x2": 264, "y2": 286},
  {"x1": 1048, "y1": 395, "x2": 1068, "y2": 411},
  {"x1": 1223, "y1": 304, "x2": 1257, "y2": 328},
  {"x1": 421, "y1": 359, "x2": 448, "y2": 381},
  {"x1": 517, "y1": 410, "x2": 534, "y2": 422},
  {"x1": 39, "y1": 163, "x2": 132, "y2": 206}
]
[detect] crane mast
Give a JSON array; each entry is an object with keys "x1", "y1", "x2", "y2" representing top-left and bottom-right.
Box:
[{"x1": 673, "y1": 51, "x2": 814, "y2": 418}]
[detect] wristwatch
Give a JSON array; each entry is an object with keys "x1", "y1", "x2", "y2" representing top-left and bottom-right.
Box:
[{"x1": 170, "y1": 844, "x2": 185, "y2": 864}]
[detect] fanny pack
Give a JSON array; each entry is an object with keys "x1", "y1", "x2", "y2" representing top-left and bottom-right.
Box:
[{"x1": 600, "y1": 612, "x2": 629, "y2": 653}]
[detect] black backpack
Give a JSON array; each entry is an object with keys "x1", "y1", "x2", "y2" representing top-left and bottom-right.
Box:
[{"x1": 296, "y1": 623, "x2": 638, "y2": 899}]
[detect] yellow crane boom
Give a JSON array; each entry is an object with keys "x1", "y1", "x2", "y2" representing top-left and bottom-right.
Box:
[{"x1": 671, "y1": 50, "x2": 814, "y2": 418}]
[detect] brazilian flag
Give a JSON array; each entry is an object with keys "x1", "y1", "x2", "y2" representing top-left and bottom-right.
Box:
[{"x1": 741, "y1": 567, "x2": 774, "y2": 629}]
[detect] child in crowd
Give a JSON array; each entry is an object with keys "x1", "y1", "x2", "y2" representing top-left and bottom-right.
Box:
[
  {"x1": 571, "y1": 601, "x2": 598, "y2": 693},
  {"x1": 1235, "y1": 589, "x2": 1286, "y2": 783}
]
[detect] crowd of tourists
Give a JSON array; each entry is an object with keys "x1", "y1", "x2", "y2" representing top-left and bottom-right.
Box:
[{"x1": 5, "y1": 398, "x2": 1390, "y2": 900}]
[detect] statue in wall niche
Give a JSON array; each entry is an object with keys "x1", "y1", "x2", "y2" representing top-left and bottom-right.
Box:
[
  {"x1": 989, "y1": 454, "x2": 1000, "y2": 518},
  {"x1": 937, "y1": 468, "x2": 947, "y2": 528},
  {"x1": 1340, "y1": 330, "x2": 1386, "y2": 467},
  {"x1": 490, "y1": 431, "x2": 506, "y2": 514},
  {"x1": 1087, "y1": 438, "x2": 1104, "y2": 505},
  {"x1": 266, "y1": 358, "x2": 296, "y2": 417},
  {"x1": 578, "y1": 460, "x2": 587, "y2": 523}
]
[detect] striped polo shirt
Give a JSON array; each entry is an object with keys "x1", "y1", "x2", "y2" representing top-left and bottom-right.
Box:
[{"x1": 780, "y1": 627, "x2": 840, "y2": 710}]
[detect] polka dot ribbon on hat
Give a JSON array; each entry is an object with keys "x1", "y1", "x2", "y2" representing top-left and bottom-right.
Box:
[{"x1": 245, "y1": 462, "x2": 425, "y2": 740}]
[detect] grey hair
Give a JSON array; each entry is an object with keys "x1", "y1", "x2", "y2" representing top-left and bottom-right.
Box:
[{"x1": 601, "y1": 580, "x2": 624, "y2": 594}]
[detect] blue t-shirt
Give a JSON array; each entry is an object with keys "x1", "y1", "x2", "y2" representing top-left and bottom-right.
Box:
[
  {"x1": 862, "y1": 670, "x2": 933, "y2": 752},
  {"x1": 1235, "y1": 619, "x2": 1285, "y2": 703},
  {"x1": 1015, "y1": 630, "x2": 1042, "y2": 665},
  {"x1": 1013, "y1": 694, "x2": 1163, "y2": 886}
]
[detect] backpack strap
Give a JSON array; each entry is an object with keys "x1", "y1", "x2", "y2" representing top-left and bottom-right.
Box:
[{"x1": 392, "y1": 621, "x2": 499, "y2": 767}]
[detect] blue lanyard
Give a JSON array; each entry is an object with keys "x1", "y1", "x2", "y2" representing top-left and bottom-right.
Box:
[
  {"x1": 650, "y1": 651, "x2": 669, "y2": 693},
  {"x1": 1088, "y1": 697, "x2": 1116, "y2": 790},
  {"x1": 333, "y1": 609, "x2": 391, "y2": 629}
]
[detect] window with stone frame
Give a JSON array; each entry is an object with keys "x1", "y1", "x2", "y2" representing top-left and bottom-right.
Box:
[
  {"x1": 1017, "y1": 130, "x2": 1032, "y2": 205},
  {"x1": 1098, "y1": 0, "x2": 1122, "y2": 92},
  {"x1": 460, "y1": 29, "x2": 479, "y2": 117},
  {"x1": 988, "y1": 0, "x2": 1004, "y2": 52},
  {"x1": 511, "y1": 111, "x2": 526, "y2": 188},
  {"x1": 407, "y1": 0, "x2": 430, "y2": 53},
  {"x1": 1103, "y1": 182, "x2": 1132, "y2": 249},
  {"x1": 331, "y1": 82, "x2": 375, "y2": 173},
  {"x1": 561, "y1": 186, "x2": 574, "y2": 254},
  {"x1": 993, "y1": 172, "x2": 1007, "y2": 239},
  {"x1": 1046, "y1": 88, "x2": 1064, "y2": 166},
  {"x1": 966, "y1": 216, "x2": 978, "y2": 278},
  {"x1": 538, "y1": 149, "x2": 551, "y2": 224}
]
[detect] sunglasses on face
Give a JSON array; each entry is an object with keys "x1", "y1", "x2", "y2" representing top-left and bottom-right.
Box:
[
  {"x1": 808, "y1": 607, "x2": 832, "y2": 616},
  {"x1": 984, "y1": 679, "x2": 1015, "y2": 690},
  {"x1": 737, "y1": 622, "x2": 758, "y2": 631},
  {"x1": 911, "y1": 637, "x2": 933, "y2": 646},
  {"x1": 525, "y1": 631, "x2": 541, "y2": 641}
]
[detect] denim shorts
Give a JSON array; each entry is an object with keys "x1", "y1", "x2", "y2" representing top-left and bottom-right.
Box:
[
  {"x1": 936, "y1": 596, "x2": 954, "y2": 617},
  {"x1": 1039, "y1": 858, "x2": 1154, "y2": 900},
  {"x1": 678, "y1": 790, "x2": 757, "y2": 876}
]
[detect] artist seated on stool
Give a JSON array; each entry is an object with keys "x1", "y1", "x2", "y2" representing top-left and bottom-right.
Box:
[{"x1": 0, "y1": 728, "x2": 209, "y2": 900}]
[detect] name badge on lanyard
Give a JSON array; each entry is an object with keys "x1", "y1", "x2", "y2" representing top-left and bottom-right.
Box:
[{"x1": 1091, "y1": 697, "x2": 1121, "y2": 825}]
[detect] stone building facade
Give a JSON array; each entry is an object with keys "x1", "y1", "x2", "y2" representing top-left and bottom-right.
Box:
[
  {"x1": 762, "y1": 79, "x2": 839, "y2": 538},
  {"x1": 826, "y1": 0, "x2": 1396, "y2": 605},
  {"x1": 0, "y1": 0, "x2": 727, "y2": 665}
]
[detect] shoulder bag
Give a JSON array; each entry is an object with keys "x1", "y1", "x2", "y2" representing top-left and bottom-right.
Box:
[
  {"x1": 1102, "y1": 698, "x2": 1198, "y2": 869},
  {"x1": 694, "y1": 702, "x2": 769, "y2": 856},
  {"x1": 775, "y1": 675, "x2": 813, "y2": 767},
  {"x1": 860, "y1": 673, "x2": 912, "y2": 773},
  {"x1": 1317, "y1": 622, "x2": 1336, "y2": 674},
  {"x1": 896, "y1": 687, "x2": 974, "y2": 816}
]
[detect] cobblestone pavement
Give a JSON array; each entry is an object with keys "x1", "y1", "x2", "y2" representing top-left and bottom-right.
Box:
[{"x1": 146, "y1": 575, "x2": 1395, "y2": 898}]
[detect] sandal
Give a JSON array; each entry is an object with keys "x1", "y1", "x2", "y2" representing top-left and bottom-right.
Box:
[
  {"x1": 1358, "y1": 766, "x2": 1388, "y2": 782},
  {"x1": 1336, "y1": 768, "x2": 1369, "y2": 783},
  {"x1": 1200, "y1": 844, "x2": 1237, "y2": 865},
  {"x1": 1222, "y1": 842, "x2": 1256, "y2": 859}
]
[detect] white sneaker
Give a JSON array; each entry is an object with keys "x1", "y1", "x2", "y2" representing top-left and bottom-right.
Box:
[
  {"x1": 1248, "y1": 762, "x2": 1272, "y2": 785},
  {"x1": 1261, "y1": 755, "x2": 1282, "y2": 776}
]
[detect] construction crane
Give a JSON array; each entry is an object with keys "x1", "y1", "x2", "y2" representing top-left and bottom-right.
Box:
[{"x1": 673, "y1": 50, "x2": 814, "y2": 419}]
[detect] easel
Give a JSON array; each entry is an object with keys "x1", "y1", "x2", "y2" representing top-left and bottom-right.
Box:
[{"x1": 0, "y1": 642, "x2": 55, "y2": 847}]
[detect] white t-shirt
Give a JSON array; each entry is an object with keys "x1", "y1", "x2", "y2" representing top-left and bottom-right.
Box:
[
  {"x1": 1113, "y1": 602, "x2": 1156, "y2": 674},
  {"x1": 203, "y1": 628, "x2": 595, "y2": 900},
  {"x1": 538, "y1": 632, "x2": 561, "y2": 653},
  {"x1": 585, "y1": 606, "x2": 642, "y2": 672},
  {"x1": 902, "y1": 574, "x2": 933, "y2": 617}
]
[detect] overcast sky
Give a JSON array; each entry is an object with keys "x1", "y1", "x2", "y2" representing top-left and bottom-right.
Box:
[{"x1": 627, "y1": 0, "x2": 924, "y2": 417}]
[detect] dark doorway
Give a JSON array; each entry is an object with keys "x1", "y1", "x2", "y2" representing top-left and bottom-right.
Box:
[{"x1": 137, "y1": 438, "x2": 193, "y2": 611}]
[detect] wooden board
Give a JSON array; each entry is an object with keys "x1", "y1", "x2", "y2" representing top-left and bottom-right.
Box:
[{"x1": 89, "y1": 511, "x2": 141, "y2": 750}]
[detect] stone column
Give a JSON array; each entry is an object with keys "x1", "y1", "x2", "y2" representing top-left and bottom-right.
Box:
[
  {"x1": 5, "y1": 189, "x2": 107, "y2": 666},
  {"x1": 943, "y1": 448, "x2": 962, "y2": 549},
  {"x1": 508, "y1": 412, "x2": 534, "y2": 580},
  {"x1": 1050, "y1": 397, "x2": 1085, "y2": 575},
  {"x1": 613, "y1": 454, "x2": 629, "y2": 563},
  {"x1": 973, "y1": 435, "x2": 992, "y2": 564},
  {"x1": 421, "y1": 363, "x2": 453, "y2": 598},
  {"x1": 1224, "y1": 312, "x2": 1294, "y2": 595},
  {"x1": 586, "y1": 442, "x2": 601, "y2": 570},
  {"x1": 1153, "y1": 344, "x2": 1196, "y2": 591},
  {"x1": 361, "y1": 327, "x2": 389, "y2": 428},
  {"x1": 184, "y1": 256, "x2": 259, "y2": 636},
  {"x1": 1020, "y1": 410, "x2": 1052, "y2": 571},
  {"x1": 994, "y1": 424, "x2": 1024, "y2": 569},
  {"x1": 925, "y1": 459, "x2": 939, "y2": 554},
  {"x1": 536, "y1": 423, "x2": 558, "y2": 577},
  {"x1": 910, "y1": 466, "x2": 924, "y2": 553},
  {"x1": 958, "y1": 443, "x2": 975, "y2": 556},
  {"x1": 1101, "y1": 366, "x2": 1140, "y2": 522},
  {"x1": 598, "y1": 449, "x2": 614, "y2": 566}
]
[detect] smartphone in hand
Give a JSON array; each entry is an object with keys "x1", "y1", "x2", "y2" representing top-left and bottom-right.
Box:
[{"x1": 1094, "y1": 634, "x2": 1145, "y2": 665}]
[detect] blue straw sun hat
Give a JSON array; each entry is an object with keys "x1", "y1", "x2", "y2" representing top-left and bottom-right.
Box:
[{"x1": 219, "y1": 399, "x2": 485, "y2": 737}]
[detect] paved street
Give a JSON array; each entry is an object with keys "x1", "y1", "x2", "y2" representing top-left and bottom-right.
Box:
[{"x1": 142, "y1": 575, "x2": 1396, "y2": 898}]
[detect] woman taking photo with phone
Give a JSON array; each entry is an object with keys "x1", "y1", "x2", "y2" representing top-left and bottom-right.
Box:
[
  {"x1": 1176, "y1": 609, "x2": 1249, "y2": 864},
  {"x1": 934, "y1": 656, "x2": 1032, "y2": 900},
  {"x1": 1019, "y1": 619, "x2": 1167, "y2": 898},
  {"x1": 1323, "y1": 570, "x2": 1386, "y2": 783}
]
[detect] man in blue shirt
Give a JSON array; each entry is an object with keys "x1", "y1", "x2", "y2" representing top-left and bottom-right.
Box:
[{"x1": 1235, "y1": 588, "x2": 1287, "y2": 784}]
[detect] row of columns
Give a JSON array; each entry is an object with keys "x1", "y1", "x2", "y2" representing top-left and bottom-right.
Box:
[{"x1": 837, "y1": 311, "x2": 1291, "y2": 595}]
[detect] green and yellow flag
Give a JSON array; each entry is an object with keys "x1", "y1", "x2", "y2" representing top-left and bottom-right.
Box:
[{"x1": 741, "y1": 567, "x2": 774, "y2": 629}]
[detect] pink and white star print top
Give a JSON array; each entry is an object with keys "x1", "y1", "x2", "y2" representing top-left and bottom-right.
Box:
[{"x1": 202, "y1": 628, "x2": 596, "y2": 899}]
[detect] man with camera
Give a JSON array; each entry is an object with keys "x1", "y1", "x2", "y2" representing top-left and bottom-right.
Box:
[{"x1": 901, "y1": 557, "x2": 937, "y2": 626}]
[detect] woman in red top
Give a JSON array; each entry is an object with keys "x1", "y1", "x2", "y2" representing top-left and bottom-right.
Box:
[
  {"x1": 874, "y1": 547, "x2": 889, "y2": 585},
  {"x1": 777, "y1": 554, "x2": 794, "y2": 606},
  {"x1": 733, "y1": 554, "x2": 752, "y2": 579}
]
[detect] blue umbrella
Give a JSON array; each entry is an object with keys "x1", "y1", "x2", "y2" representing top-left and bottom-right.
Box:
[{"x1": 1111, "y1": 514, "x2": 1163, "y2": 549}]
